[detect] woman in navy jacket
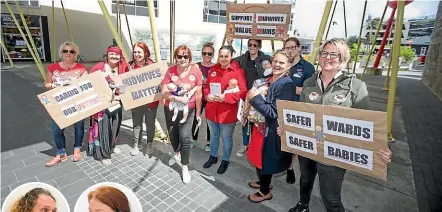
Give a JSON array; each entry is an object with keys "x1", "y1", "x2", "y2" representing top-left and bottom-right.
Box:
[{"x1": 247, "y1": 50, "x2": 294, "y2": 203}]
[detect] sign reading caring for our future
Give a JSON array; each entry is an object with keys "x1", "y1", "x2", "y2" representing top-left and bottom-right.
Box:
[
  {"x1": 37, "y1": 71, "x2": 114, "y2": 129},
  {"x1": 276, "y1": 100, "x2": 389, "y2": 180},
  {"x1": 226, "y1": 3, "x2": 291, "y2": 40},
  {"x1": 112, "y1": 61, "x2": 168, "y2": 110}
]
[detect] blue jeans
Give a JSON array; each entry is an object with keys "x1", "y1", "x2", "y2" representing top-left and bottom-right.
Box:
[
  {"x1": 207, "y1": 120, "x2": 236, "y2": 161},
  {"x1": 52, "y1": 120, "x2": 85, "y2": 155},
  {"x1": 242, "y1": 121, "x2": 251, "y2": 146}
]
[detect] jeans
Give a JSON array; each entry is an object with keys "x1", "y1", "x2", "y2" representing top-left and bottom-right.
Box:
[
  {"x1": 52, "y1": 119, "x2": 85, "y2": 156},
  {"x1": 207, "y1": 120, "x2": 236, "y2": 161},
  {"x1": 131, "y1": 104, "x2": 158, "y2": 147},
  {"x1": 298, "y1": 156, "x2": 346, "y2": 212},
  {"x1": 242, "y1": 121, "x2": 252, "y2": 146},
  {"x1": 164, "y1": 106, "x2": 194, "y2": 165}
]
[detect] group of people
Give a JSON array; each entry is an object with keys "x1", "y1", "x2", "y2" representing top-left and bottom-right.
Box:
[{"x1": 43, "y1": 35, "x2": 393, "y2": 212}]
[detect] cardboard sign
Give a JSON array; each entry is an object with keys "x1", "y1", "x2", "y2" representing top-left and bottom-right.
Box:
[
  {"x1": 276, "y1": 100, "x2": 389, "y2": 180},
  {"x1": 226, "y1": 3, "x2": 291, "y2": 40},
  {"x1": 112, "y1": 61, "x2": 168, "y2": 110},
  {"x1": 37, "y1": 71, "x2": 114, "y2": 129}
]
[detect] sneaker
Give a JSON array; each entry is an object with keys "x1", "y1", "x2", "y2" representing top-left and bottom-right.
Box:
[
  {"x1": 146, "y1": 142, "x2": 154, "y2": 155},
  {"x1": 204, "y1": 144, "x2": 211, "y2": 152},
  {"x1": 169, "y1": 152, "x2": 182, "y2": 166},
  {"x1": 236, "y1": 146, "x2": 248, "y2": 157},
  {"x1": 130, "y1": 146, "x2": 140, "y2": 156},
  {"x1": 113, "y1": 147, "x2": 121, "y2": 154},
  {"x1": 288, "y1": 202, "x2": 310, "y2": 212},
  {"x1": 190, "y1": 140, "x2": 200, "y2": 148},
  {"x1": 182, "y1": 165, "x2": 191, "y2": 184},
  {"x1": 102, "y1": 159, "x2": 112, "y2": 166}
]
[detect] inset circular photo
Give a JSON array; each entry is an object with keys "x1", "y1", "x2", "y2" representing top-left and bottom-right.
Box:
[
  {"x1": 74, "y1": 182, "x2": 142, "y2": 212},
  {"x1": 2, "y1": 182, "x2": 70, "y2": 212}
]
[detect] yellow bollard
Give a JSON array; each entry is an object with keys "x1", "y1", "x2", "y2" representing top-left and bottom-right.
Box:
[
  {"x1": 60, "y1": 0, "x2": 74, "y2": 42},
  {"x1": 0, "y1": 38, "x2": 15, "y2": 67},
  {"x1": 352, "y1": 0, "x2": 367, "y2": 74},
  {"x1": 386, "y1": 0, "x2": 405, "y2": 142},
  {"x1": 15, "y1": 0, "x2": 41, "y2": 61},
  {"x1": 309, "y1": 0, "x2": 333, "y2": 65}
]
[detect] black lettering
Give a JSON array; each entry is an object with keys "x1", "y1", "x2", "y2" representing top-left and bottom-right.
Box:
[
  {"x1": 354, "y1": 153, "x2": 361, "y2": 163},
  {"x1": 345, "y1": 124, "x2": 353, "y2": 135},
  {"x1": 289, "y1": 136, "x2": 294, "y2": 145},
  {"x1": 328, "y1": 146, "x2": 335, "y2": 156},
  {"x1": 361, "y1": 154, "x2": 369, "y2": 164},
  {"x1": 354, "y1": 125, "x2": 361, "y2": 136},
  {"x1": 342, "y1": 149, "x2": 349, "y2": 160},
  {"x1": 307, "y1": 141, "x2": 313, "y2": 150},
  {"x1": 63, "y1": 106, "x2": 77, "y2": 116},
  {"x1": 130, "y1": 76, "x2": 137, "y2": 85},
  {"x1": 286, "y1": 114, "x2": 292, "y2": 123},
  {"x1": 327, "y1": 120, "x2": 339, "y2": 131},
  {"x1": 136, "y1": 74, "x2": 146, "y2": 83},
  {"x1": 362, "y1": 128, "x2": 370, "y2": 139},
  {"x1": 55, "y1": 96, "x2": 60, "y2": 102},
  {"x1": 335, "y1": 148, "x2": 342, "y2": 158},
  {"x1": 338, "y1": 123, "x2": 345, "y2": 133},
  {"x1": 131, "y1": 91, "x2": 139, "y2": 100}
]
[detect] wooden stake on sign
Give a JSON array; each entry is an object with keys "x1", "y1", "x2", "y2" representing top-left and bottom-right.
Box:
[
  {"x1": 221, "y1": 0, "x2": 238, "y2": 46},
  {"x1": 266, "y1": 0, "x2": 275, "y2": 54}
]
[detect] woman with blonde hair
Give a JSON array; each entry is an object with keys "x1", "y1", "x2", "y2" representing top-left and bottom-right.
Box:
[
  {"x1": 44, "y1": 41, "x2": 88, "y2": 167},
  {"x1": 88, "y1": 186, "x2": 130, "y2": 212},
  {"x1": 10, "y1": 188, "x2": 57, "y2": 212}
]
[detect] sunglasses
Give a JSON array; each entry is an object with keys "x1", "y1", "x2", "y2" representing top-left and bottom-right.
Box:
[
  {"x1": 248, "y1": 44, "x2": 259, "y2": 48},
  {"x1": 62, "y1": 49, "x2": 76, "y2": 54},
  {"x1": 202, "y1": 52, "x2": 213, "y2": 56},
  {"x1": 176, "y1": 55, "x2": 189, "y2": 60}
]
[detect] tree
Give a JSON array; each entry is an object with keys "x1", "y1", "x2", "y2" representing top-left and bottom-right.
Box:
[
  {"x1": 400, "y1": 46, "x2": 416, "y2": 62},
  {"x1": 347, "y1": 36, "x2": 358, "y2": 48}
]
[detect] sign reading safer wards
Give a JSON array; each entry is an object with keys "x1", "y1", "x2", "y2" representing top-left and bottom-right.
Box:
[
  {"x1": 277, "y1": 100, "x2": 389, "y2": 180},
  {"x1": 226, "y1": 3, "x2": 291, "y2": 40}
]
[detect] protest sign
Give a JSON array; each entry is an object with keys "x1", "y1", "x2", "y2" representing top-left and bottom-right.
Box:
[
  {"x1": 112, "y1": 61, "x2": 168, "y2": 110},
  {"x1": 276, "y1": 100, "x2": 389, "y2": 180},
  {"x1": 37, "y1": 71, "x2": 114, "y2": 129},
  {"x1": 226, "y1": 3, "x2": 291, "y2": 40}
]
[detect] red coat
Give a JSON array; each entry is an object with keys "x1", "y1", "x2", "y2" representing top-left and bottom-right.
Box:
[{"x1": 203, "y1": 61, "x2": 247, "y2": 124}]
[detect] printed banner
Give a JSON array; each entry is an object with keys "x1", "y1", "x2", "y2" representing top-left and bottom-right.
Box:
[
  {"x1": 276, "y1": 100, "x2": 389, "y2": 180},
  {"x1": 112, "y1": 61, "x2": 168, "y2": 110},
  {"x1": 37, "y1": 71, "x2": 114, "y2": 129},
  {"x1": 226, "y1": 3, "x2": 291, "y2": 40}
]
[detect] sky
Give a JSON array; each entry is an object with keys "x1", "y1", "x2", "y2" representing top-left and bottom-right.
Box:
[{"x1": 293, "y1": 0, "x2": 441, "y2": 39}]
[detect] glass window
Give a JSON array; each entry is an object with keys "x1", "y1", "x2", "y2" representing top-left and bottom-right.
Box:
[
  {"x1": 112, "y1": 0, "x2": 157, "y2": 17},
  {"x1": 136, "y1": 7, "x2": 148, "y2": 16},
  {"x1": 219, "y1": 16, "x2": 227, "y2": 24},
  {"x1": 209, "y1": 1, "x2": 219, "y2": 15},
  {"x1": 203, "y1": 14, "x2": 208, "y2": 22},
  {"x1": 136, "y1": 0, "x2": 147, "y2": 7},
  {"x1": 220, "y1": 1, "x2": 227, "y2": 16},
  {"x1": 208, "y1": 15, "x2": 218, "y2": 23}
]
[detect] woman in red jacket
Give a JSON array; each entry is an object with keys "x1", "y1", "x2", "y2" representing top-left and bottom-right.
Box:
[
  {"x1": 203, "y1": 46, "x2": 247, "y2": 174},
  {"x1": 88, "y1": 45, "x2": 129, "y2": 165}
]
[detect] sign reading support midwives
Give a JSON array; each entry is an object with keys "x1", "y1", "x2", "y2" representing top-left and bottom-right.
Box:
[
  {"x1": 226, "y1": 3, "x2": 291, "y2": 40},
  {"x1": 276, "y1": 101, "x2": 389, "y2": 180},
  {"x1": 37, "y1": 71, "x2": 114, "y2": 129},
  {"x1": 112, "y1": 61, "x2": 167, "y2": 110}
]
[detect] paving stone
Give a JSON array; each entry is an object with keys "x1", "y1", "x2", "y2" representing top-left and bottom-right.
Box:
[
  {"x1": 59, "y1": 177, "x2": 95, "y2": 199},
  {"x1": 1, "y1": 172, "x2": 18, "y2": 186},
  {"x1": 1, "y1": 150, "x2": 37, "y2": 166},
  {"x1": 1, "y1": 160, "x2": 26, "y2": 174}
]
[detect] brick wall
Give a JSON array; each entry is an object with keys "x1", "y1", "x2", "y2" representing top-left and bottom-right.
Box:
[{"x1": 422, "y1": 1, "x2": 442, "y2": 100}]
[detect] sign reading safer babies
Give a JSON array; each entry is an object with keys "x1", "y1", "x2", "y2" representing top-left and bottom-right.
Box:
[{"x1": 226, "y1": 3, "x2": 291, "y2": 40}]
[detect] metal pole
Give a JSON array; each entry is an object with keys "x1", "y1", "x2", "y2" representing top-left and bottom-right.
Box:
[
  {"x1": 60, "y1": 0, "x2": 73, "y2": 42},
  {"x1": 383, "y1": 23, "x2": 395, "y2": 91},
  {"x1": 360, "y1": 0, "x2": 388, "y2": 80},
  {"x1": 116, "y1": 0, "x2": 120, "y2": 35},
  {"x1": 97, "y1": 0, "x2": 129, "y2": 60},
  {"x1": 52, "y1": 0, "x2": 56, "y2": 62},
  {"x1": 325, "y1": 0, "x2": 338, "y2": 40},
  {"x1": 122, "y1": 1, "x2": 133, "y2": 49},
  {"x1": 373, "y1": 8, "x2": 396, "y2": 69},
  {"x1": 15, "y1": 0, "x2": 40, "y2": 59},
  {"x1": 308, "y1": 0, "x2": 333, "y2": 64},
  {"x1": 267, "y1": 0, "x2": 275, "y2": 54},
  {"x1": 352, "y1": 0, "x2": 367, "y2": 74},
  {"x1": 147, "y1": 0, "x2": 161, "y2": 62},
  {"x1": 386, "y1": 0, "x2": 405, "y2": 142},
  {"x1": 169, "y1": 0, "x2": 174, "y2": 64},
  {"x1": 343, "y1": 0, "x2": 347, "y2": 38},
  {"x1": 4, "y1": 0, "x2": 46, "y2": 80},
  {"x1": 0, "y1": 38, "x2": 15, "y2": 67}
]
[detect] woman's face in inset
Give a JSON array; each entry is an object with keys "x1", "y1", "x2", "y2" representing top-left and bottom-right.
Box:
[
  {"x1": 107, "y1": 52, "x2": 121, "y2": 65},
  {"x1": 201, "y1": 46, "x2": 214, "y2": 62},
  {"x1": 218, "y1": 49, "x2": 232, "y2": 68},
  {"x1": 133, "y1": 46, "x2": 145, "y2": 62},
  {"x1": 271, "y1": 53, "x2": 290, "y2": 75},
  {"x1": 175, "y1": 50, "x2": 190, "y2": 67},
  {"x1": 32, "y1": 194, "x2": 57, "y2": 212},
  {"x1": 89, "y1": 197, "x2": 114, "y2": 212}
]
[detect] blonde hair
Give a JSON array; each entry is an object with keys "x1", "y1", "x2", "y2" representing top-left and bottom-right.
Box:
[
  {"x1": 318, "y1": 38, "x2": 350, "y2": 66},
  {"x1": 58, "y1": 41, "x2": 79, "y2": 61},
  {"x1": 273, "y1": 49, "x2": 291, "y2": 73}
]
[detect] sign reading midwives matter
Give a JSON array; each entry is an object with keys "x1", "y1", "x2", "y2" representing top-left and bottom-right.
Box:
[
  {"x1": 226, "y1": 3, "x2": 291, "y2": 40},
  {"x1": 112, "y1": 61, "x2": 167, "y2": 110},
  {"x1": 276, "y1": 101, "x2": 389, "y2": 180},
  {"x1": 37, "y1": 71, "x2": 114, "y2": 129}
]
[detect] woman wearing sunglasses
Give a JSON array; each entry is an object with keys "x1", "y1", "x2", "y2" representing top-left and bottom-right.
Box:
[
  {"x1": 44, "y1": 41, "x2": 88, "y2": 167},
  {"x1": 191, "y1": 42, "x2": 216, "y2": 151},
  {"x1": 279, "y1": 38, "x2": 392, "y2": 212},
  {"x1": 161, "y1": 45, "x2": 203, "y2": 184},
  {"x1": 226, "y1": 36, "x2": 272, "y2": 158}
]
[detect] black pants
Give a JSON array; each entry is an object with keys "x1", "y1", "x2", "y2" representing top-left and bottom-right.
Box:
[
  {"x1": 256, "y1": 168, "x2": 272, "y2": 195},
  {"x1": 164, "y1": 106, "x2": 195, "y2": 165},
  {"x1": 131, "y1": 104, "x2": 158, "y2": 147},
  {"x1": 298, "y1": 156, "x2": 346, "y2": 212},
  {"x1": 191, "y1": 101, "x2": 210, "y2": 141}
]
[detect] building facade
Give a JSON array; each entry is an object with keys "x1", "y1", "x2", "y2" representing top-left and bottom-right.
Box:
[{"x1": 1, "y1": 0, "x2": 313, "y2": 63}]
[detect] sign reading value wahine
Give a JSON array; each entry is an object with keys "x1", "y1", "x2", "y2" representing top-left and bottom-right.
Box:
[
  {"x1": 226, "y1": 3, "x2": 291, "y2": 40},
  {"x1": 276, "y1": 100, "x2": 389, "y2": 180},
  {"x1": 37, "y1": 71, "x2": 114, "y2": 129},
  {"x1": 112, "y1": 61, "x2": 168, "y2": 110}
]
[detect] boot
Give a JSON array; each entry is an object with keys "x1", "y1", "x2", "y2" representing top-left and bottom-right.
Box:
[
  {"x1": 203, "y1": 155, "x2": 218, "y2": 168},
  {"x1": 217, "y1": 160, "x2": 230, "y2": 174},
  {"x1": 288, "y1": 202, "x2": 310, "y2": 212}
]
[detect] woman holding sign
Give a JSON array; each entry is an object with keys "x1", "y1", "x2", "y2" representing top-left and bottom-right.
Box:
[
  {"x1": 128, "y1": 41, "x2": 159, "y2": 156},
  {"x1": 45, "y1": 41, "x2": 88, "y2": 167},
  {"x1": 277, "y1": 39, "x2": 392, "y2": 212},
  {"x1": 246, "y1": 50, "x2": 294, "y2": 203},
  {"x1": 202, "y1": 46, "x2": 247, "y2": 174},
  {"x1": 161, "y1": 45, "x2": 203, "y2": 184},
  {"x1": 88, "y1": 45, "x2": 129, "y2": 165}
]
